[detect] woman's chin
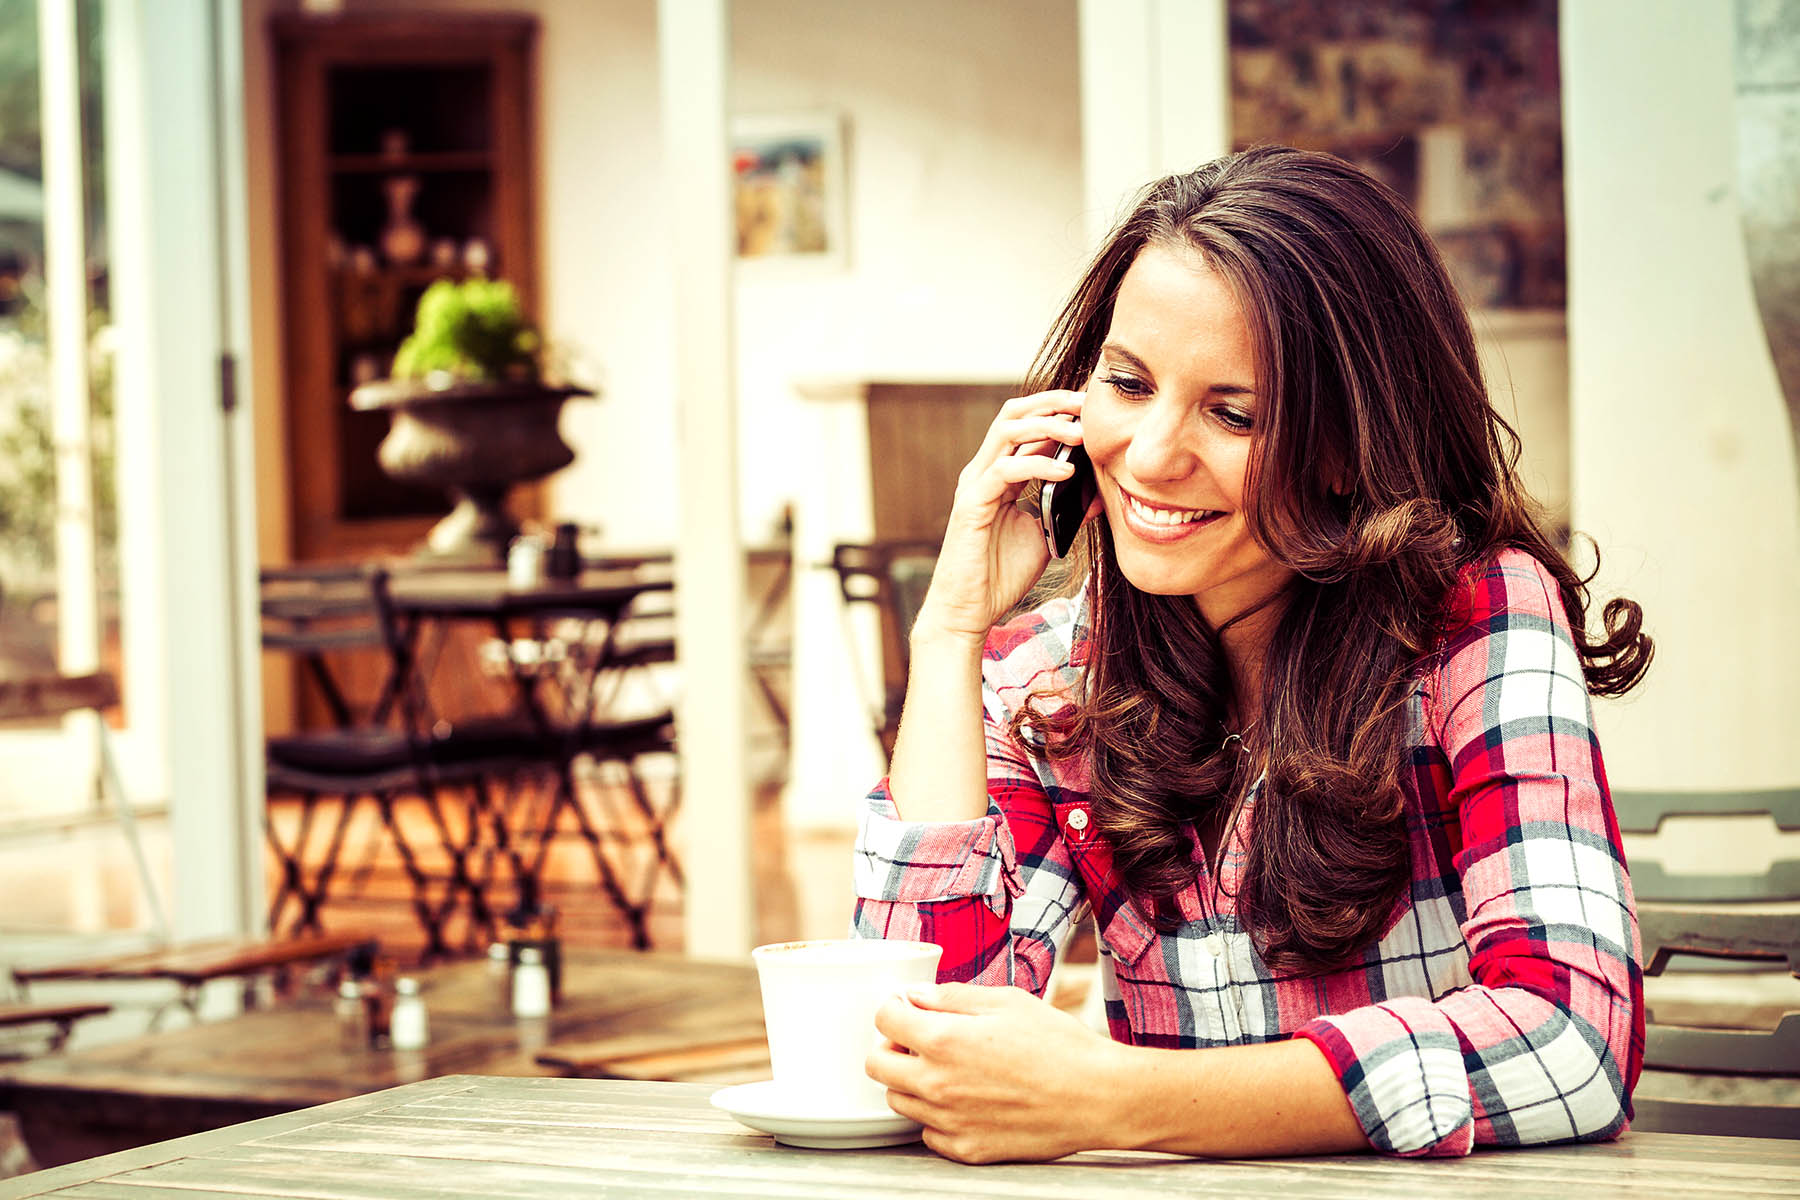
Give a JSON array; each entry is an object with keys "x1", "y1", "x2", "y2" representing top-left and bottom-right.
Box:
[{"x1": 1112, "y1": 553, "x2": 1206, "y2": 600}]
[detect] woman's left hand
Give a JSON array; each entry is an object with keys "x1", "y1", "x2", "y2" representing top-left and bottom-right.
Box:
[{"x1": 867, "y1": 982, "x2": 1124, "y2": 1164}]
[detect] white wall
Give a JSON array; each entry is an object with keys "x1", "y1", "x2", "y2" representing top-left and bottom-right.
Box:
[
  {"x1": 1563, "y1": 0, "x2": 1800, "y2": 789},
  {"x1": 246, "y1": 0, "x2": 1082, "y2": 549},
  {"x1": 728, "y1": 0, "x2": 1083, "y2": 541}
]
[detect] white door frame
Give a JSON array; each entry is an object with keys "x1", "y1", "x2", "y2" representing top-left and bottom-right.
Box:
[{"x1": 104, "y1": 0, "x2": 262, "y2": 940}]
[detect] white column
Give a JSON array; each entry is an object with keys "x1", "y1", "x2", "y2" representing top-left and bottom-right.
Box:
[
  {"x1": 105, "y1": 0, "x2": 260, "y2": 939},
  {"x1": 1077, "y1": 0, "x2": 1230, "y2": 248},
  {"x1": 213, "y1": 0, "x2": 267, "y2": 938},
  {"x1": 659, "y1": 0, "x2": 755, "y2": 958},
  {"x1": 1562, "y1": 0, "x2": 1800, "y2": 788}
]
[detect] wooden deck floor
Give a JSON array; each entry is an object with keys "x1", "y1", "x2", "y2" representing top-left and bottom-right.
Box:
[{"x1": 262, "y1": 770, "x2": 851, "y2": 962}]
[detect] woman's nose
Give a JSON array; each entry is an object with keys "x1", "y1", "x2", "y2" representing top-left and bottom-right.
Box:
[{"x1": 1124, "y1": 401, "x2": 1195, "y2": 482}]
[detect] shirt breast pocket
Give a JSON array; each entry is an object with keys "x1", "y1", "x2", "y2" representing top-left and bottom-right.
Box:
[{"x1": 1056, "y1": 800, "x2": 1156, "y2": 968}]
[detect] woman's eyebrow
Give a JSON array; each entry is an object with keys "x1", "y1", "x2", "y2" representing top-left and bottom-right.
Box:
[{"x1": 1099, "y1": 342, "x2": 1255, "y2": 396}]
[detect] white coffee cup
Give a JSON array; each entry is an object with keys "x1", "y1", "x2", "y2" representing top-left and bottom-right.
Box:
[{"x1": 752, "y1": 938, "x2": 941, "y2": 1113}]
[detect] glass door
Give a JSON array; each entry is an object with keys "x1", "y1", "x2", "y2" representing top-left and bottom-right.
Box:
[
  {"x1": 0, "y1": 0, "x2": 146, "y2": 938},
  {"x1": 1, "y1": 0, "x2": 264, "y2": 950}
]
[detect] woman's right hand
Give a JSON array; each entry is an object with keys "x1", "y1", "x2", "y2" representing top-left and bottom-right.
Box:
[{"x1": 913, "y1": 388, "x2": 1091, "y2": 644}]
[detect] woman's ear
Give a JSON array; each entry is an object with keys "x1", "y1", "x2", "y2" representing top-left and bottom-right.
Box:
[{"x1": 1324, "y1": 456, "x2": 1354, "y2": 498}]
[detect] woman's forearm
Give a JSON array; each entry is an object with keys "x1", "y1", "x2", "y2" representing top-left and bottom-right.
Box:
[
  {"x1": 885, "y1": 625, "x2": 991, "y2": 823},
  {"x1": 1098, "y1": 1037, "x2": 1368, "y2": 1158}
]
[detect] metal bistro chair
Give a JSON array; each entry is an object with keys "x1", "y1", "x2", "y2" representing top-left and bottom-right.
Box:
[
  {"x1": 1619, "y1": 787, "x2": 1800, "y2": 1138},
  {"x1": 378, "y1": 562, "x2": 684, "y2": 952},
  {"x1": 261, "y1": 563, "x2": 407, "y2": 939},
  {"x1": 481, "y1": 593, "x2": 681, "y2": 952},
  {"x1": 263, "y1": 565, "x2": 543, "y2": 955},
  {"x1": 829, "y1": 540, "x2": 940, "y2": 759}
]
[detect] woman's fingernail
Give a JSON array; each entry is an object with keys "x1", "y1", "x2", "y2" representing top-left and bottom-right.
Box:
[{"x1": 906, "y1": 986, "x2": 932, "y2": 1004}]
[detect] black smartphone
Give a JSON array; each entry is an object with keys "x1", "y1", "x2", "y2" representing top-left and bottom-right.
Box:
[{"x1": 1040, "y1": 439, "x2": 1097, "y2": 559}]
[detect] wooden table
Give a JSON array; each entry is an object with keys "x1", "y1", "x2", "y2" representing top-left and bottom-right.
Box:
[
  {"x1": 0, "y1": 1003, "x2": 109, "y2": 1055},
  {"x1": 4, "y1": 1074, "x2": 1797, "y2": 1199},
  {"x1": 0, "y1": 949, "x2": 761, "y2": 1168},
  {"x1": 10, "y1": 932, "x2": 374, "y2": 1022}
]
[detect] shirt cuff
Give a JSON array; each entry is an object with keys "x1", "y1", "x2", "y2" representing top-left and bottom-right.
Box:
[
  {"x1": 853, "y1": 780, "x2": 1016, "y2": 910},
  {"x1": 1295, "y1": 998, "x2": 1475, "y2": 1158}
]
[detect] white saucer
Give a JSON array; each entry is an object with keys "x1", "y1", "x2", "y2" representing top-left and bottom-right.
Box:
[{"x1": 711, "y1": 1080, "x2": 922, "y2": 1149}]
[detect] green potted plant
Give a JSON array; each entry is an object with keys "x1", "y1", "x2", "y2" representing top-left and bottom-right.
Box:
[{"x1": 351, "y1": 279, "x2": 594, "y2": 559}]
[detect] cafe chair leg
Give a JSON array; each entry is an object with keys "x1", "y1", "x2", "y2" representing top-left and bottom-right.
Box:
[
  {"x1": 473, "y1": 774, "x2": 532, "y2": 914},
  {"x1": 535, "y1": 770, "x2": 649, "y2": 949},
  {"x1": 266, "y1": 791, "x2": 366, "y2": 937},
  {"x1": 621, "y1": 762, "x2": 683, "y2": 889},
  {"x1": 441, "y1": 786, "x2": 499, "y2": 950},
  {"x1": 45, "y1": 1015, "x2": 78, "y2": 1054},
  {"x1": 375, "y1": 793, "x2": 454, "y2": 960}
]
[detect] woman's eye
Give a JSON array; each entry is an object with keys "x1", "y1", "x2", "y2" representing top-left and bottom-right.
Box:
[
  {"x1": 1215, "y1": 407, "x2": 1255, "y2": 432},
  {"x1": 1101, "y1": 374, "x2": 1151, "y2": 398}
]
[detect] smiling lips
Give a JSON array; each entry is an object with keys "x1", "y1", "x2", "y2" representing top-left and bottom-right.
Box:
[{"x1": 1119, "y1": 487, "x2": 1224, "y2": 540}]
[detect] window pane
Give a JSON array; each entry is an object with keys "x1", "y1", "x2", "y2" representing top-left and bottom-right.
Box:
[{"x1": 0, "y1": 0, "x2": 122, "y2": 779}]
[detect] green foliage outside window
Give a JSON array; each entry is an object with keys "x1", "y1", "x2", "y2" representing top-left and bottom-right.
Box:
[
  {"x1": 0, "y1": 0, "x2": 114, "y2": 588},
  {"x1": 0, "y1": 300, "x2": 117, "y2": 579}
]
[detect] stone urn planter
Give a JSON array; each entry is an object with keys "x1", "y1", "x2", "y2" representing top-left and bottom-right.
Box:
[{"x1": 349, "y1": 377, "x2": 593, "y2": 559}]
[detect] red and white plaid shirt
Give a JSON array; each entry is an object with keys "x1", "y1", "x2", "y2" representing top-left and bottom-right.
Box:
[{"x1": 853, "y1": 548, "x2": 1644, "y2": 1157}]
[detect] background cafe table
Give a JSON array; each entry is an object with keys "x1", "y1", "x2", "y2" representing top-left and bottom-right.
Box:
[
  {"x1": 0, "y1": 950, "x2": 763, "y2": 1169},
  {"x1": 4, "y1": 1075, "x2": 1797, "y2": 1200}
]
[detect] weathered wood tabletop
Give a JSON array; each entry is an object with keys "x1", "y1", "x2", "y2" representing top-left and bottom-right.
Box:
[
  {"x1": 0, "y1": 949, "x2": 763, "y2": 1167},
  {"x1": 3, "y1": 1074, "x2": 1797, "y2": 1199}
]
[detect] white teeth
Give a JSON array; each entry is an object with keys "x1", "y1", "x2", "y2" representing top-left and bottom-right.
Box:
[{"x1": 1126, "y1": 492, "x2": 1214, "y2": 526}]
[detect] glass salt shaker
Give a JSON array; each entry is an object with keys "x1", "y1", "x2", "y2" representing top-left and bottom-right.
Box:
[
  {"x1": 508, "y1": 533, "x2": 547, "y2": 588},
  {"x1": 512, "y1": 946, "x2": 551, "y2": 1019},
  {"x1": 391, "y1": 976, "x2": 429, "y2": 1051}
]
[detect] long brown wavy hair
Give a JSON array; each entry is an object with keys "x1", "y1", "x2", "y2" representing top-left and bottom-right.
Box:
[{"x1": 1020, "y1": 146, "x2": 1651, "y2": 976}]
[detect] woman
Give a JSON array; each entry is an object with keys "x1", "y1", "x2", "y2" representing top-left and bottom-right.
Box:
[{"x1": 853, "y1": 146, "x2": 1651, "y2": 1163}]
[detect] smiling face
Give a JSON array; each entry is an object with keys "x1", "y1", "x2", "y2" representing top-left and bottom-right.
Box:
[{"x1": 1082, "y1": 241, "x2": 1295, "y2": 628}]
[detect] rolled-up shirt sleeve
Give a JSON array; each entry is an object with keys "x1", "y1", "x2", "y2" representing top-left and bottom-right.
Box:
[
  {"x1": 1295, "y1": 555, "x2": 1644, "y2": 1156},
  {"x1": 853, "y1": 783, "x2": 1014, "y2": 908},
  {"x1": 852, "y1": 677, "x2": 1085, "y2": 994}
]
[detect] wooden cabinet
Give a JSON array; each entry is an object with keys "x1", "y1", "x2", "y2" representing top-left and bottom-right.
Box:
[{"x1": 270, "y1": 15, "x2": 540, "y2": 562}]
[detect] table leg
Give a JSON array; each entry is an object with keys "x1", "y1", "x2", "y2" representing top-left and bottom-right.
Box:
[{"x1": 621, "y1": 763, "x2": 683, "y2": 889}]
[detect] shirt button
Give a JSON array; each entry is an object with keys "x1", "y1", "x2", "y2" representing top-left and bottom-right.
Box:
[{"x1": 1067, "y1": 808, "x2": 1089, "y2": 832}]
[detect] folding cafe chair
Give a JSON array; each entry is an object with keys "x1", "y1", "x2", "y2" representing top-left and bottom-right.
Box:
[
  {"x1": 0, "y1": 666, "x2": 369, "y2": 1026},
  {"x1": 473, "y1": 586, "x2": 680, "y2": 952},
  {"x1": 1620, "y1": 787, "x2": 1800, "y2": 1137},
  {"x1": 367, "y1": 563, "x2": 683, "y2": 952},
  {"x1": 262, "y1": 565, "x2": 540, "y2": 955}
]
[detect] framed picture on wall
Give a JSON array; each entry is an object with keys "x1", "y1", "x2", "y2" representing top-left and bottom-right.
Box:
[{"x1": 730, "y1": 112, "x2": 847, "y2": 269}]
